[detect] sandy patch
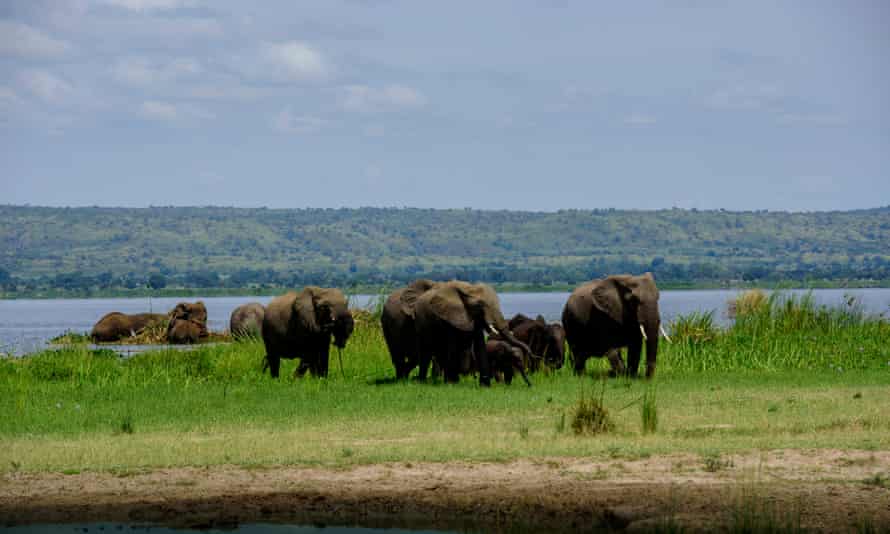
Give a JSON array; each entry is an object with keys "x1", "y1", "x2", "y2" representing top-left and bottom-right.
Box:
[{"x1": 2, "y1": 450, "x2": 889, "y2": 532}]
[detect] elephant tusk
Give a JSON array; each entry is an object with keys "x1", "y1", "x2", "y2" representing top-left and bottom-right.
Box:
[
  {"x1": 659, "y1": 324, "x2": 672, "y2": 343},
  {"x1": 488, "y1": 323, "x2": 499, "y2": 335},
  {"x1": 639, "y1": 324, "x2": 648, "y2": 341}
]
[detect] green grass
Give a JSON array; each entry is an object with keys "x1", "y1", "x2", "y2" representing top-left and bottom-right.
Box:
[{"x1": 0, "y1": 297, "x2": 888, "y2": 473}]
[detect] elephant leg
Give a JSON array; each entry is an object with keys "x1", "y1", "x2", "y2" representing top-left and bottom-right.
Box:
[
  {"x1": 317, "y1": 343, "x2": 331, "y2": 377},
  {"x1": 626, "y1": 339, "x2": 642, "y2": 378},
  {"x1": 267, "y1": 355, "x2": 281, "y2": 379},
  {"x1": 294, "y1": 357, "x2": 311, "y2": 378},
  {"x1": 443, "y1": 345, "x2": 459, "y2": 384},
  {"x1": 571, "y1": 344, "x2": 587, "y2": 375},
  {"x1": 606, "y1": 349, "x2": 626, "y2": 377}
]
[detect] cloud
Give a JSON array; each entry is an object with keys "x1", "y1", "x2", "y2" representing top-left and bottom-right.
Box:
[
  {"x1": 259, "y1": 41, "x2": 328, "y2": 82},
  {"x1": 339, "y1": 84, "x2": 426, "y2": 113},
  {"x1": 0, "y1": 86, "x2": 23, "y2": 117},
  {"x1": 271, "y1": 108, "x2": 327, "y2": 134},
  {"x1": 139, "y1": 99, "x2": 213, "y2": 122},
  {"x1": 98, "y1": 0, "x2": 199, "y2": 11},
  {"x1": 624, "y1": 113, "x2": 657, "y2": 126},
  {"x1": 18, "y1": 70, "x2": 74, "y2": 103},
  {"x1": 112, "y1": 57, "x2": 202, "y2": 86},
  {"x1": 706, "y1": 83, "x2": 784, "y2": 110},
  {"x1": 0, "y1": 21, "x2": 72, "y2": 59},
  {"x1": 777, "y1": 113, "x2": 847, "y2": 126}
]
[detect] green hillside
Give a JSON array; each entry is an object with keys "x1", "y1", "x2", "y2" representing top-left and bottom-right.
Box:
[{"x1": 1, "y1": 205, "x2": 889, "y2": 296}]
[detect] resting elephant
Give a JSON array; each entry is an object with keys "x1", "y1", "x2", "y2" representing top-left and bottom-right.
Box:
[
  {"x1": 485, "y1": 339, "x2": 531, "y2": 386},
  {"x1": 562, "y1": 273, "x2": 664, "y2": 378},
  {"x1": 90, "y1": 312, "x2": 167, "y2": 342},
  {"x1": 381, "y1": 279, "x2": 437, "y2": 379},
  {"x1": 230, "y1": 302, "x2": 265, "y2": 339},
  {"x1": 506, "y1": 314, "x2": 566, "y2": 371},
  {"x1": 413, "y1": 280, "x2": 536, "y2": 387},
  {"x1": 262, "y1": 286, "x2": 354, "y2": 378},
  {"x1": 166, "y1": 301, "x2": 209, "y2": 344}
]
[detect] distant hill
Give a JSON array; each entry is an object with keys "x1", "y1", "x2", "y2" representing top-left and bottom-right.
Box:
[{"x1": 1, "y1": 205, "x2": 889, "y2": 295}]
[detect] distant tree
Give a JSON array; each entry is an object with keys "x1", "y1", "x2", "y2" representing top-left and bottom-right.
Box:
[{"x1": 148, "y1": 273, "x2": 167, "y2": 290}]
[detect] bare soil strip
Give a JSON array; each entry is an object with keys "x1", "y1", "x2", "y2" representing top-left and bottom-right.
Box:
[{"x1": 2, "y1": 450, "x2": 889, "y2": 533}]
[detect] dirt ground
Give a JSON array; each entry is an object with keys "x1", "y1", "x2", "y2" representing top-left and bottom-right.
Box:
[{"x1": 2, "y1": 450, "x2": 889, "y2": 532}]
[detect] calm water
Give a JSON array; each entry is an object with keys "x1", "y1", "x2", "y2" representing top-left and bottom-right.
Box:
[{"x1": 1, "y1": 289, "x2": 888, "y2": 356}]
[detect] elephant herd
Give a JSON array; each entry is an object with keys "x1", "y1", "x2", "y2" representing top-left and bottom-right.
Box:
[
  {"x1": 378, "y1": 274, "x2": 665, "y2": 386},
  {"x1": 89, "y1": 273, "x2": 666, "y2": 386}
]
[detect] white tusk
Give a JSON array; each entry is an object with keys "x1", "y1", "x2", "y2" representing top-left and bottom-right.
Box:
[
  {"x1": 660, "y1": 324, "x2": 672, "y2": 343},
  {"x1": 639, "y1": 324, "x2": 648, "y2": 341},
  {"x1": 488, "y1": 323, "x2": 499, "y2": 335}
]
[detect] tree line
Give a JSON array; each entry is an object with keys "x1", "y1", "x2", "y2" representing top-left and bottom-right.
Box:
[{"x1": 1, "y1": 205, "x2": 888, "y2": 295}]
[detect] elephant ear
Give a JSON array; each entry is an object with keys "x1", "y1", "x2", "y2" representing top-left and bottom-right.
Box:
[
  {"x1": 398, "y1": 287, "x2": 423, "y2": 318},
  {"x1": 591, "y1": 280, "x2": 624, "y2": 324},
  {"x1": 294, "y1": 288, "x2": 321, "y2": 333},
  {"x1": 428, "y1": 285, "x2": 474, "y2": 332}
]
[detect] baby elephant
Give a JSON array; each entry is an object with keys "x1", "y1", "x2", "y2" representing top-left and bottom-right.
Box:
[
  {"x1": 167, "y1": 301, "x2": 209, "y2": 344},
  {"x1": 485, "y1": 339, "x2": 532, "y2": 386}
]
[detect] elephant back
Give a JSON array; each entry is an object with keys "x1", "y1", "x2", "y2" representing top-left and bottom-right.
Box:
[{"x1": 230, "y1": 302, "x2": 265, "y2": 339}]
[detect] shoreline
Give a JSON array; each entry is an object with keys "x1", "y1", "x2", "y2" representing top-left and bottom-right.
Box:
[
  {"x1": 2, "y1": 452, "x2": 889, "y2": 532},
  {"x1": 2, "y1": 281, "x2": 890, "y2": 300}
]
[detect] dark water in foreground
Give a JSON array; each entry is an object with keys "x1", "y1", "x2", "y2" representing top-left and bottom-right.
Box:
[
  {"x1": 1, "y1": 289, "x2": 888, "y2": 356},
  {"x1": 3, "y1": 524, "x2": 451, "y2": 534}
]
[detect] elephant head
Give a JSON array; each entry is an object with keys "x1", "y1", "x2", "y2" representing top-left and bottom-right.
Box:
[
  {"x1": 295, "y1": 286, "x2": 354, "y2": 348},
  {"x1": 591, "y1": 272, "x2": 661, "y2": 377}
]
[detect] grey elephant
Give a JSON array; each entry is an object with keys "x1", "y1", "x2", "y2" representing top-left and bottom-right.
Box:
[
  {"x1": 166, "y1": 301, "x2": 209, "y2": 344},
  {"x1": 90, "y1": 312, "x2": 167, "y2": 342},
  {"x1": 230, "y1": 302, "x2": 265, "y2": 339},
  {"x1": 262, "y1": 287, "x2": 354, "y2": 378},
  {"x1": 562, "y1": 273, "x2": 665, "y2": 378},
  {"x1": 413, "y1": 280, "x2": 535, "y2": 387},
  {"x1": 381, "y1": 279, "x2": 437, "y2": 379}
]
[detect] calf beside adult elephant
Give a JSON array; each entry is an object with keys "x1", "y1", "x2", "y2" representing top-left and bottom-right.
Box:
[
  {"x1": 412, "y1": 280, "x2": 536, "y2": 386},
  {"x1": 262, "y1": 287, "x2": 354, "y2": 378},
  {"x1": 166, "y1": 301, "x2": 209, "y2": 344},
  {"x1": 230, "y1": 302, "x2": 265, "y2": 339},
  {"x1": 90, "y1": 312, "x2": 167, "y2": 342},
  {"x1": 562, "y1": 273, "x2": 666, "y2": 378},
  {"x1": 506, "y1": 314, "x2": 566, "y2": 371}
]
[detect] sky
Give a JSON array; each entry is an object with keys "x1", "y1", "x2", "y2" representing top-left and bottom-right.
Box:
[{"x1": 1, "y1": 1, "x2": 888, "y2": 211}]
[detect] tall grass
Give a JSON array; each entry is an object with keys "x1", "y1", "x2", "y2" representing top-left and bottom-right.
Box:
[{"x1": 665, "y1": 291, "x2": 888, "y2": 373}]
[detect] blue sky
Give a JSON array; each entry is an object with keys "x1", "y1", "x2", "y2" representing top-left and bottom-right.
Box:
[{"x1": 1, "y1": 1, "x2": 888, "y2": 211}]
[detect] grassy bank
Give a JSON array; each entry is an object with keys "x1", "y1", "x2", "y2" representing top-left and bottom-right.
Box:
[{"x1": 0, "y1": 293, "x2": 888, "y2": 473}]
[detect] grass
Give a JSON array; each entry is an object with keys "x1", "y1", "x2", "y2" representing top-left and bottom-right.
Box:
[{"x1": 0, "y1": 294, "x2": 887, "y2": 473}]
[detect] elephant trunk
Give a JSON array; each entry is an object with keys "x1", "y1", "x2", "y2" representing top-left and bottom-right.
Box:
[{"x1": 637, "y1": 306, "x2": 660, "y2": 379}]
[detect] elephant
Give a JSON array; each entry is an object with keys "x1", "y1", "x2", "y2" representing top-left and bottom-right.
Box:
[
  {"x1": 166, "y1": 301, "x2": 209, "y2": 344},
  {"x1": 262, "y1": 286, "x2": 354, "y2": 379},
  {"x1": 562, "y1": 272, "x2": 664, "y2": 378},
  {"x1": 90, "y1": 312, "x2": 167, "y2": 342},
  {"x1": 381, "y1": 279, "x2": 437, "y2": 379},
  {"x1": 506, "y1": 314, "x2": 566, "y2": 371},
  {"x1": 413, "y1": 280, "x2": 536, "y2": 387},
  {"x1": 485, "y1": 339, "x2": 531, "y2": 386},
  {"x1": 229, "y1": 302, "x2": 265, "y2": 339}
]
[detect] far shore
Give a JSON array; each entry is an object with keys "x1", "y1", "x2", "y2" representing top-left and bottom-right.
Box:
[{"x1": 2, "y1": 279, "x2": 889, "y2": 300}]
